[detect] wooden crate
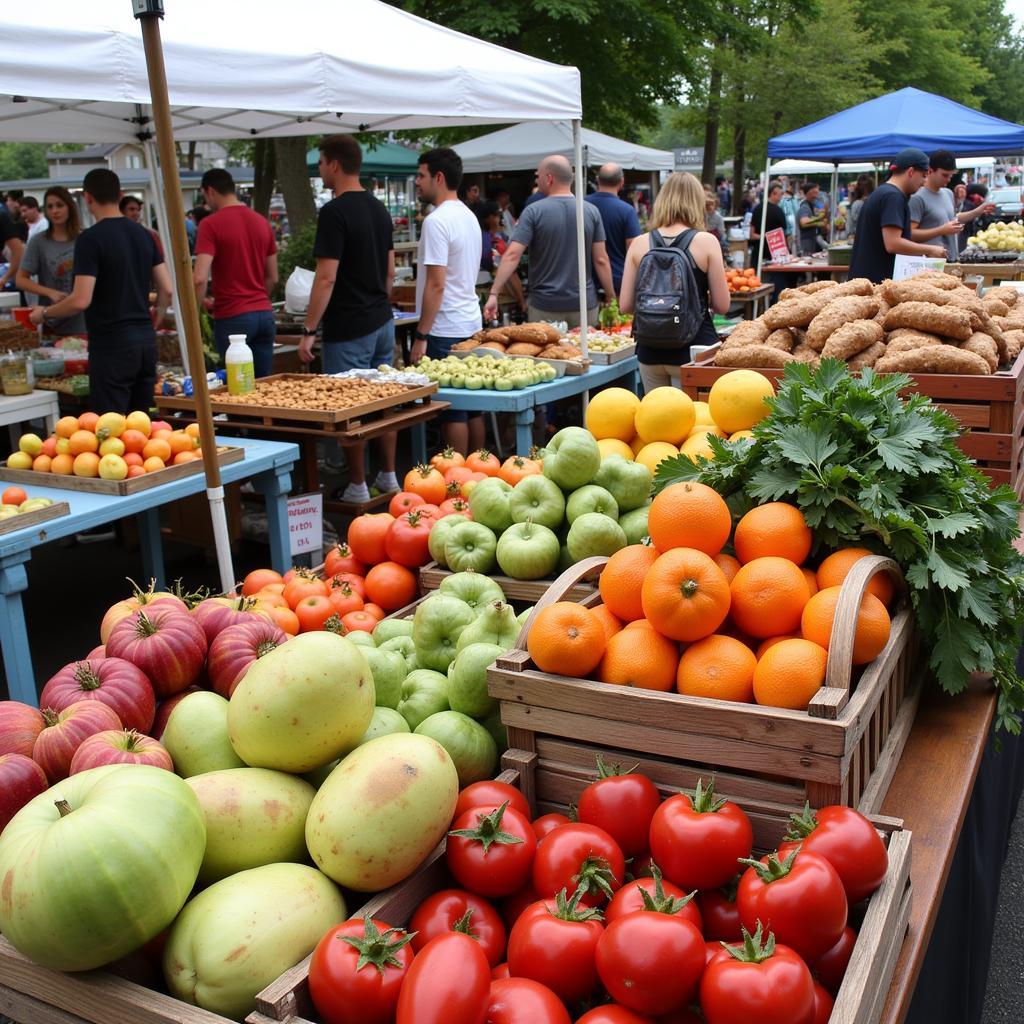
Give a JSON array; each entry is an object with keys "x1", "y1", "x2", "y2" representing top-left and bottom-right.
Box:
[
  {"x1": 419, "y1": 560, "x2": 596, "y2": 604},
  {"x1": 681, "y1": 345, "x2": 1024, "y2": 496},
  {"x1": 588, "y1": 342, "x2": 636, "y2": 365},
  {"x1": 0, "y1": 500, "x2": 69, "y2": 535},
  {"x1": 248, "y1": 759, "x2": 911, "y2": 1024},
  {"x1": 488, "y1": 554, "x2": 922, "y2": 814}
]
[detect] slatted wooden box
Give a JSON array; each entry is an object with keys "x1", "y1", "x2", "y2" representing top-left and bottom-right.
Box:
[{"x1": 419, "y1": 560, "x2": 596, "y2": 605}]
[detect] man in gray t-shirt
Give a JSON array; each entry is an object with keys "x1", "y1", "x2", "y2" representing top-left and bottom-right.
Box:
[
  {"x1": 483, "y1": 154, "x2": 615, "y2": 328},
  {"x1": 909, "y1": 150, "x2": 995, "y2": 262}
]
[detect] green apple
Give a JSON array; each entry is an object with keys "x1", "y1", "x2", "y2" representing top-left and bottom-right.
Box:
[
  {"x1": 397, "y1": 669, "x2": 450, "y2": 730},
  {"x1": 566, "y1": 484, "x2": 619, "y2": 524},
  {"x1": 427, "y1": 512, "x2": 471, "y2": 568},
  {"x1": 619, "y1": 505, "x2": 651, "y2": 545},
  {"x1": 163, "y1": 692, "x2": 246, "y2": 777},
  {"x1": 468, "y1": 477, "x2": 513, "y2": 533},
  {"x1": 567, "y1": 512, "x2": 627, "y2": 561},
  {"x1": 438, "y1": 571, "x2": 506, "y2": 610},
  {"x1": 363, "y1": 647, "x2": 407, "y2": 709},
  {"x1": 509, "y1": 475, "x2": 566, "y2": 530},
  {"x1": 444, "y1": 520, "x2": 498, "y2": 574},
  {"x1": 415, "y1": 711, "x2": 497, "y2": 787},
  {"x1": 542, "y1": 426, "x2": 601, "y2": 491},
  {"x1": 412, "y1": 593, "x2": 476, "y2": 672},
  {"x1": 448, "y1": 642, "x2": 505, "y2": 718},
  {"x1": 594, "y1": 456, "x2": 652, "y2": 512},
  {"x1": 373, "y1": 617, "x2": 415, "y2": 646},
  {"x1": 496, "y1": 520, "x2": 560, "y2": 579}
]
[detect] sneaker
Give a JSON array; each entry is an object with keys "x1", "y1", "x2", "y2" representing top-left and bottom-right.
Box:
[
  {"x1": 373, "y1": 472, "x2": 400, "y2": 493},
  {"x1": 340, "y1": 482, "x2": 371, "y2": 504}
]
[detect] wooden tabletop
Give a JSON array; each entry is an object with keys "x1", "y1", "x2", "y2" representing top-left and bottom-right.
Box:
[
  {"x1": 763, "y1": 262, "x2": 850, "y2": 273},
  {"x1": 878, "y1": 676, "x2": 996, "y2": 1023}
]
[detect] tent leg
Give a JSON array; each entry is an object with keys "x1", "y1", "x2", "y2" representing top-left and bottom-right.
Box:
[
  {"x1": 572, "y1": 119, "x2": 589, "y2": 365},
  {"x1": 830, "y1": 164, "x2": 838, "y2": 244},
  {"x1": 756, "y1": 157, "x2": 771, "y2": 278}
]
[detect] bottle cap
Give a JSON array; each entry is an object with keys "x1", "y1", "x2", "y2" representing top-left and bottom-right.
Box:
[{"x1": 228, "y1": 334, "x2": 248, "y2": 344}]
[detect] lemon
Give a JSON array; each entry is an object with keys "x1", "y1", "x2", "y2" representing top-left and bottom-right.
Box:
[
  {"x1": 634, "y1": 387, "x2": 695, "y2": 445},
  {"x1": 708, "y1": 370, "x2": 774, "y2": 433},
  {"x1": 729, "y1": 430, "x2": 756, "y2": 442},
  {"x1": 634, "y1": 441, "x2": 679, "y2": 475},
  {"x1": 96, "y1": 412, "x2": 126, "y2": 440},
  {"x1": 682, "y1": 432, "x2": 717, "y2": 462},
  {"x1": 687, "y1": 423, "x2": 726, "y2": 440},
  {"x1": 596, "y1": 438, "x2": 635, "y2": 461},
  {"x1": 99, "y1": 437, "x2": 126, "y2": 457},
  {"x1": 18, "y1": 433, "x2": 43, "y2": 456},
  {"x1": 693, "y1": 400, "x2": 716, "y2": 427},
  {"x1": 586, "y1": 387, "x2": 642, "y2": 442},
  {"x1": 7, "y1": 451, "x2": 33, "y2": 470}
]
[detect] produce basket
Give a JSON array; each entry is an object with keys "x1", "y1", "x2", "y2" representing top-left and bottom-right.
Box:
[
  {"x1": 487, "y1": 554, "x2": 921, "y2": 814},
  {"x1": 247, "y1": 760, "x2": 912, "y2": 1024},
  {"x1": 586, "y1": 341, "x2": 636, "y2": 365},
  {"x1": 681, "y1": 346, "x2": 1024, "y2": 497},
  {"x1": 419, "y1": 560, "x2": 597, "y2": 604}
]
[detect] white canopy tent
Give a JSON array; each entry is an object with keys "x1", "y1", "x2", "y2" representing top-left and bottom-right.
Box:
[
  {"x1": 769, "y1": 159, "x2": 876, "y2": 176},
  {"x1": 454, "y1": 121, "x2": 674, "y2": 172},
  {"x1": 0, "y1": 0, "x2": 584, "y2": 591}
]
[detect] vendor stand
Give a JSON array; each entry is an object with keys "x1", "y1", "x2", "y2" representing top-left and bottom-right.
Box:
[{"x1": 0, "y1": 390, "x2": 59, "y2": 451}]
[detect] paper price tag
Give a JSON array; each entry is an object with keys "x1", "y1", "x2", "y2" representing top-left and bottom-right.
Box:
[
  {"x1": 765, "y1": 228, "x2": 791, "y2": 264},
  {"x1": 892, "y1": 254, "x2": 946, "y2": 281},
  {"x1": 287, "y1": 492, "x2": 323, "y2": 556}
]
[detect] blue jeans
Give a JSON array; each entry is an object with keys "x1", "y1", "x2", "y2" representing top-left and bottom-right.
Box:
[
  {"x1": 214, "y1": 310, "x2": 276, "y2": 378},
  {"x1": 427, "y1": 334, "x2": 478, "y2": 422},
  {"x1": 323, "y1": 321, "x2": 395, "y2": 373}
]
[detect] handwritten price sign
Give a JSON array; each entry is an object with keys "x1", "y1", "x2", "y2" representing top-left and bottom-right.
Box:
[{"x1": 287, "y1": 493, "x2": 323, "y2": 557}]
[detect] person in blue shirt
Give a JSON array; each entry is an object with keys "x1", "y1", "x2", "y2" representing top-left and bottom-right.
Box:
[{"x1": 586, "y1": 164, "x2": 641, "y2": 295}]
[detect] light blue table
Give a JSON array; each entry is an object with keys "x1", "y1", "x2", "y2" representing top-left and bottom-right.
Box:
[
  {"x1": 0, "y1": 435, "x2": 299, "y2": 704},
  {"x1": 420, "y1": 357, "x2": 640, "y2": 455}
]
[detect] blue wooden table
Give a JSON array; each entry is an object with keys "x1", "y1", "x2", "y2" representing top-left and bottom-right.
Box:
[
  {"x1": 0, "y1": 435, "x2": 299, "y2": 704},
  {"x1": 423, "y1": 357, "x2": 640, "y2": 455}
]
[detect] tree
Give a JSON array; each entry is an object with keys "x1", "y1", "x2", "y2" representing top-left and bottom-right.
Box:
[
  {"x1": 0, "y1": 143, "x2": 48, "y2": 181},
  {"x1": 961, "y1": 0, "x2": 1024, "y2": 123},
  {"x1": 273, "y1": 137, "x2": 317, "y2": 234}
]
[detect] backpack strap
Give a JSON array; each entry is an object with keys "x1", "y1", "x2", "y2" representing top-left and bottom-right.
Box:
[
  {"x1": 650, "y1": 228, "x2": 665, "y2": 248},
  {"x1": 664, "y1": 227, "x2": 699, "y2": 270}
]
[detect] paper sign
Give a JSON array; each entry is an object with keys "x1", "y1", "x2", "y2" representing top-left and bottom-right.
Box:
[
  {"x1": 765, "y1": 228, "x2": 790, "y2": 263},
  {"x1": 892, "y1": 255, "x2": 946, "y2": 281},
  {"x1": 287, "y1": 492, "x2": 323, "y2": 556}
]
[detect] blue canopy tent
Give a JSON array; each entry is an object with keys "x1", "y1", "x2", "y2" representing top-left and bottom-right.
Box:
[{"x1": 757, "y1": 88, "x2": 1024, "y2": 271}]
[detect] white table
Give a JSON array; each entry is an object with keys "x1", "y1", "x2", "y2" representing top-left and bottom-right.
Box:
[{"x1": 0, "y1": 390, "x2": 59, "y2": 451}]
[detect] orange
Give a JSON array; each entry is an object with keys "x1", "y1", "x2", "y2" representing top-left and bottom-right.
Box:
[
  {"x1": 753, "y1": 638, "x2": 829, "y2": 710},
  {"x1": 677, "y1": 634, "x2": 756, "y2": 703},
  {"x1": 598, "y1": 626, "x2": 679, "y2": 691},
  {"x1": 599, "y1": 545, "x2": 659, "y2": 622},
  {"x1": 815, "y1": 548, "x2": 895, "y2": 607},
  {"x1": 802, "y1": 567, "x2": 818, "y2": 598},
  {"x1": 640, "y1": 548, "x2": 731, "y2": 642},
  {"x1": 31, "y1": 455, "x2": 52, "y2": 473},
  {"x1": 527, "y1": 602, "x2": 607, "y2": 677},
  {"x1": 143, "y1": 437, "x2": 172, "y2": 462},
  {"x1": 127, "y1": 465, "x2": 146, "y2": 478},
  {"x1": 77, "y1": 412, "x2": 99, "y2": 432},
  {"x1": 68, "y1": 429, "x2": 99, "y2": 455},
  {"x1": 72, "y1": 452, "x2": 100, "y2": 477},
  {"x1": 624, "y1": 618, "x2": 658, "y2": 631},
  {"x1": 55, "y1": 415, "x2": 80, "y2": 439},
  {"x1": 755, "y1": 634, "x2": 801, "y2": 659},
  {"x1": 124, "y1": 452, "x2": 144, "y2": 468},
  {"x1": 40, "y1": 437, "x2": 58, "y2": 458},
  {"x1": 143, "y1": 456, "x2": 166, "y2": 473},
  {"x1": 50, "y1": 453, "x2": 74, "y2": 475},
  {"x1": 185, "y1": 423, "x2": 201, "y2": 441},
  {"x1": 120, "y1": 429, "x2": 148, "y2": 455},
  {"x1": 2, "y1": 486, "x2": 27, "y2": 505},
  {"x1": 801, "y1": 586, "x2": 891, "y2": 665},
  {"x1": 590, "y1": 604, "x2": 624, "y2": 643},
  {"x1": 267, "y1": 604, "x2": 300, "y2": 635},
  {"x1": 733, "y1": 502, "x2": 812, "y2": 565},
  {"x1": 714, "y1": 552, "x2": 742, "y2": 584},
  {"x1": 729, "y1": 556, "x2": 810, "y2": 639},
  {"x1": 173, "y1": 451, "x2": 201, "y2": 465},
  {"x1": 647, "y1": 482, "x2": 732, "y2": 557}
]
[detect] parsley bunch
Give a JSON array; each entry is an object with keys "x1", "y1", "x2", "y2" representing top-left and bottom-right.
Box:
[{"x1": 654, "y1": 360, "x2": 1024, "y2": 732}]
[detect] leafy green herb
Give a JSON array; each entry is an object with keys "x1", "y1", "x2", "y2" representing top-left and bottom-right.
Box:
[{"x1": 654, "y1": 360, "x2": 1024, "y2": 732}]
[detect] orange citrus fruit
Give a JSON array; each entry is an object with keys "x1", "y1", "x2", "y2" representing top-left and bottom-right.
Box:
[
  {"x1": 755, "y1": 634, "x2": 801, "y2": 659},
  {"x1": 72, "y1": 452, "x2": 100, "y2": 477},
  {"x1": 127, "y1": 465, "x2": 146, "y2": 478},
  {"x1": 31, "y1": 455, "x2": 52, "y2": 473},
  {"x1": 676, "y1": 634, "x2": 757, "y2": 702},
  {"x1": 801, "y1": 586, "x2": 891, "y2": 665},
  {"x1": 68, "y1": 429, "x2": 99, "y2": 456},
  {"x1": 815, "y1": 548, "x2": 895, "y2": 607},
  {"x1": 599, "y1": 544, "x2": 659, "y2": 622},
  {"x1": 641, "y1": 548, "x2": 731, "y2": 642},
  {"x1": 598, "y1": 627, "x2": 679, "y2": 691},
  {"x1": 167, "y1": 431, "x2": 194, "y2": 455},
  {"x1": 733, "y1": 502, "x2": 812, "y2": 565},
  {"x1": 143, "y1": 437, "x2": 172, "y2": 462},
  {"x1": 143, "y1": 456, "x2": 166, "y2": 473},
  {"x1": 647, "y1": 482, "x2": 732, "y2": 557},
  {"x1": 50, "y1": 453, "x2": 74, "y2": 475},
  {"x1": 527, "y1": 602, "x2": 607, "y2": 677},
  {"x1": 590, "y1": 605, "x2": 624, "y2": 643},
  {"x1": 713, "y1": 552, "x2": 742, "y2": 584},
  {"x1": 802, "y1": 567, "x2": 818, "y2": 598},
  {"x1": 77, "y1": 412, "x2": 99, "y2": 432},
  {"x1": 753, "y1": 638, "x2": 829, "y2": 710},
  {"x1": 729, "y1": 556, "x2": 810, "y2": 638},
  {"x1": 55, "y1": 415, "x2": 80, "y2": 439}
]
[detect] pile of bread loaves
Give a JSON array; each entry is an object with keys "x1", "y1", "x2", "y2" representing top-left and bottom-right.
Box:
[
  {"x1": 714, "y1": 271, "x2": 1024, "y2": 375},
  {"x1": 452, "y1": 322, "x2": 584, "y2": 361}
]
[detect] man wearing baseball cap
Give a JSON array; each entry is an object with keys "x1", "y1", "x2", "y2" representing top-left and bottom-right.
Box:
[{"x1": 848, "y1": 148, "x2": 948, "y2": 282}]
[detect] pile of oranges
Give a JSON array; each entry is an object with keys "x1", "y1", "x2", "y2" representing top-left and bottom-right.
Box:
[{"x1": 527, "y1": 482, "x2": 894, "y2": 711}]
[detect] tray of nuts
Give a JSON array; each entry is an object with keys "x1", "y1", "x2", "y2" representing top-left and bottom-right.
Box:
[{"x1": 154, "y1": 373, "x2": 439, "y2": 426}]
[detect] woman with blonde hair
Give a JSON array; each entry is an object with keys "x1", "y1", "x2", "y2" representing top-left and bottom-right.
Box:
[{"x1": 619, "y1": 172, "x2": 729, "y2": 392}]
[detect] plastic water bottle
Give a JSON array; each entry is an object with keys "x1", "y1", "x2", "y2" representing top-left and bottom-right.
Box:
[{"x1": 225, "y1": 334, "x2": 255, "y2": 396}]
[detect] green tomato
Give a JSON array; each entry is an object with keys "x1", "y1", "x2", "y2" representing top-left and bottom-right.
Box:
[
  {"x1": 542, "y1": 426, "x2": 602, "y2": 491},
  {"x1": 439, "y1": 570, "x2": 506, "y2": 610},
  {"x1": 396, "y1": 669, "x2": 450, "y2": 730},
  {"x1": 414, "y1": 711, "x2": 497, "y2": 788},
  {"x1": 509, "y1": 474, "x2": 566, "y2": 530},
  {"x1": 593, "y1": 455, "x2": 652, "y2": 512},
  {"x1": 362, "y1": 647, "x2": 407, "y2": 709},
  {"x1": 496, "y1": 520, "x2": 561, "y2": 579},
  {"x1": 619, "y1": 505, "x2": 651, "y2": 546},
  {"x1": 412, "y1": 593, "x2": 476, "y2": 672},
  {"x1": 455, "y1": 600, "x2": 519, "y2": 653},
  {"x1": 438, "y1": 374, "x2": 452, "y2": 387},
  {"x1": 427, "y1": 512, "x2": 471, "y2": 568},
  {"x1": 449, "y1": 375, "x2": 465, "y2": 388},
  {"x1": 466, "y1": 375, "x2": 483, "y2": 390},
  {"x1": 468, "y1": 477, "x2": 513, "y2": 533},
  {"x1": 512, "y1": 374, "x2": 533, "y2": 389},
  {"x1": 345, "y1": 631, "x2": 376, "y2": 649},
  {"x1": 444, "y1": 520, "x2": 498, "y2": 574},
  {"x1": 379, "y1": 635, "x2": 418, "y2": 673},
  {"x1": 517, "y1": 605, "x2": 534, "y2": 628},
  {"x1": 373, "y1": 616, "x2": 415, "y2": 646},
  {"x1": 360, "y1": 706, "x2": 411, "y2": 744},
  {"x1": 567, "y1": 512, "x2": 627, "y2": 561},
  {"x1": 495, "y1": 378, "x2": 514, "y2": 391},
  {"x1": 566, "y1": 484, "x2": 619, "y2": 524},
  {"x1": 447, "y1": 642, "x2": 506, "y2": 718},
  {"x1": 481, "y1": 377, "x2": 495, "y2": 390}
]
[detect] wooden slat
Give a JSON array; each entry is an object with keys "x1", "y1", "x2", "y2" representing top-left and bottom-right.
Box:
[
  {"x1": 934, "y1": 402, "x2": 992, "y2": 428},
  {"x1": 0, "y1": 984, "x2": 91, "y2": 1024},
  {"x1": 958, "y1": 430, "x2": 1013, "y2": 461},
  {"x1": 419, "y1": 562, "x2": 596, "y2": 604},
  {"x1": 0, "y1": 500, "x2": 70, "y2": 535}
]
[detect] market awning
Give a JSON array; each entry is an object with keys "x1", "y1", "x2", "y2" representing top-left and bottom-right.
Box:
[
  {"x1": 305, "y1": 141, "x2": 419, "y2": 178},
  {"x1": 769, "y1": 159, "x2": 877, "y2": 175}
]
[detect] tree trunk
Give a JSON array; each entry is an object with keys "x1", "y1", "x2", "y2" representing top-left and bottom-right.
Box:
[
  {"x1": 252, "y1": 140, "x2": 275, "y2": 218},
  {"x1": 274, "y1": 137, "x2": 316, "y2": 235},
  {"x1": 731, "y1": 83, "x2": 746, "y2": 216},
  {"x1": 701, "y1": 46, "x2": 724, "y2": 187},
  {"x1": 186, "y1": 141, "x2": 197, "y2": 171}
]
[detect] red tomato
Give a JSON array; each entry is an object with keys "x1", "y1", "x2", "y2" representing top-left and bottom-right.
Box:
[
  {"x1": 323, "y1": 543, "x2": 366, "y2": 579},
  {"x1": 576, "y1": 1008, "x2": 658, "y2": 1024},
  {"x1": 491, "y1": 962, "x2": 511, "y2": 980},
  {"x1": 532, "y1": 823, "x2": 625, "y2": 906},
  {"x1": 389, "y1": 490, "x2": 426, "y2": 518},
  {"x1": 455, "y1": 781, "x2": 531, "y2": 823},
  {"x1": 363, "y1": 602, "x2": 386, "y2": 621},
  {"x1": 781, "y1": 805, "x2": 888, "y2": 905},
  {"x1": 497, "y1": 455, "x2": 542, "y2": 486},
  {"x1": 506, "y1": 893, "x2": 604, "y2": 1003},
  {"x1": 447, "y1": 803, "x2": 537, "y2": 898},
  {"x1": 283, "y1": 574, "x2": 329, "y2": 609},
  {"x1": 444, "y1": 465, "x2": 477, "y2": 487},
  {"x1": 328, "y1": 572, "x2": 367, "y2": 599},
  {"x1": 809, "y1": 925, "x2": 856, "y2": 995},
  {"x1": 416, "y1": 502, "x2": 442, "y2": 519},
  {"x1": 604, "y1": 864, "x2": 702, "y2": 932},
  {"x1": 396, "y1": 932, "x2": 490, "y2": 1024},
  {"x1": 341, "y1": 610, "x2": 378, "y2": 633},
  {"x1": 596, "y1": 912, "x2": 705, "y2": 1015},
  {"x1": 577, "y1": 759, "x2": 661, "y2": 857},
  {"x1": 467, "y1": 449, "x2": 501, "y2": 475},
  {"x1": 385, "y1": 509, "x2": 434, "y2": 567},
  {"x1": 648, "y1": 779, "x2": 753, "y2": 891},
  {"x1": 700, "y1": 927, "x2": 816, "y2": 1024},
  {"x1": 499, "y1": 881, "x2": 541, "y2": 932},
  {"x1": 410, "y1": 889, "x2": 506, "y2": 966},
  {"x1": 308, "y1": 918, "x2": 414, "y2": 1024},
  {"x1": 485, "y1": 977, "x2": 571, "y2": 1024},
  {"x1": 812, "y1": 982, "x2": 834, "y2": 1024},
  {"x1": 242, "y1": 568, "x2": 283, "y2": 596},
  {"x1": 347, "y1": 513, "x2": 394, "y2": 565},
  {"x1": 327, "y1": 580, "x2": 364, "y2": 618},
  {"x1": 531, "y1": 813, "x2": 570, "y2": 842},
  {"x1": 438, "y1": 496, "x2": 474, "y2": 518},
  {"x1": 364, "y1": 561, "x2": 418, "y2": 611},
  {"x1": 295, "y1": 595, "x2": 335, "y2": 632},
  {"x1": 737, "y1": 849, "x2": 848, "y2": 961},
  {"x1": 698, "y1": 880, "x2": 742, "y2": 941},
  {"x1": 404, "y1": 464, "x2": 447, "y2": 505},
  {"x1": 431, "y1": 446, "x2": 466, "y2": 475}
]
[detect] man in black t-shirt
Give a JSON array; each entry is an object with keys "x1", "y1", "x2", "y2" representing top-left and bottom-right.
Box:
[
  {"x1": 848, "y1": 149, "x2": 948, "y2": 284},
  {"x1": 30, "y1": 169, "x2": 173, "y2": 413},
  {"x1": 301, "y1": 134, "x2": 398, "y2": 503},
  {"x1": 0, "y1": 199, "x2": 25, "y2": 296},
  {"x1": 750, "y1": 180, "x2": 790, "y2": 303}
]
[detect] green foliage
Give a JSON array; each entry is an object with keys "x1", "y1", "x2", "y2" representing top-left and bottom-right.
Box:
[
  {"x1": 654, "y1": 360, "x2": 1024, "y2": 733},
  {"x1": 275, "y1": 220, "x2": 318, "y2": 300},
  {"x1": 0, "y1": 143, "x2": 48, "y2": 181}
]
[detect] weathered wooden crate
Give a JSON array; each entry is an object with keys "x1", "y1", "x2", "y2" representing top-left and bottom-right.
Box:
[
  {"x1": 681, "y1": 345, "x2": 1024, "y2": 496},
  {"x1": 248, "y1": 757, "x2": 912, "y2": 1024},
  {"x1": 488, "y1": 554, "x2": 921, "y2": 814},
  {"x1": 419, "y1": 560, "x2": 596, "y2": 604}
]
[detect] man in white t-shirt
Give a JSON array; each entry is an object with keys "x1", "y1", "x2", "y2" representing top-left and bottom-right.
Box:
[
  {"x1": 413, "y1": 147, "x2": 484, "y2": 451},
  {"x1": 19, "y1": 197, "x2": 48, "y2": 240}
]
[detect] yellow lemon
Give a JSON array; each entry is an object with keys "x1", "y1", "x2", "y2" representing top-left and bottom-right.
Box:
[
  {"x1": 586, "y1": 387, "x2": 642, "y2": 442},
  {"x1": 597, "y1": 438, "x2": 635, "y2": 461},
  {"x1": 634, "y1": 441, "x2": 680, "y2": 475},
  {"x1": 125, "y1": 410, "x2": 152, "y2": 437},
  {"x1": 682, "y1": 432, "x2": 717, "y2": 462},
  {"x1": 99, "y1": 437, "x2": 126, "y2": 457},
  {"x1": 96, "y1": 412, "x2": 126, "y2": 440},
  {"x1": 7, "y1": 451, "x2": 33, "y2": 470},
  {"x1": 729, "y1": 430, "x2": 756, "y2": 442},
  {"x1": 18, "y1": 433, "x2": 43, "y2": 456},
  {"x1": 693, "y1": 400, "x2": 716, "y2": 427},
  {"x1": 708, "y1": 370, "x2": 774, "y2": 434},
  {"x1": 687, "y1": 424, "x2": 726, "y2": 440},
  {"x1": 635, "y1": 387, "x2": 695, "y2": 445},
  {"x1": 98, "y1": 454, "x2": 128, "y2": 481}
]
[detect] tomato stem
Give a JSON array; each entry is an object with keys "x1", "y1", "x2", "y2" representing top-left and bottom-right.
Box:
[
  {"x1": 573, "y1": 854, "x2": 618, "y2": 900},
  {"x1": 323, "y1": 614, "x2": 345, "y2": 635},
  {"x1": 256, "y1": 639, "x2": 280, "y2": 659},
  {"x1": 548, "y1": 886, "x2": 605, "y2": 923},
  {"x1": 689, "y1": 776, "x2": 727, "y2": 815},
  {"x1": 783, "y1": 801, "x2": 820, "y2": 842},
  {"x1": 637, "y1": 862, "x2": 698, "y2": 916},
  {"x1": 451, "y1": 908, "x2": 479, "y2": 939},
  {"x1": 594, "y1": 753, "x2": 640, "y2": 780},
  {"x1": 448, "y1": 801, "x2": 525, "y2": 854},
  {"x1": 73, "y1": 661, "x2": 102, "y2": 691},
  {"x1": 722, "y1": 922, "x2": 778, "y2": 964},
  {"x1": 340, "y1": 918, "x2": 416, "y2": 974},
  {"x1": 134, "y1": 612, "x2": 159, "y2": 638},
  {"x1": 738, "y1": 847, "x2": 801, "y2": 884}
]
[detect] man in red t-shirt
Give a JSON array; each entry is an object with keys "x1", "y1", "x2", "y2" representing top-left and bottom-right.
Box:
[{"x1": 193, "y1": 169, "x2": 278, "y2": 377}]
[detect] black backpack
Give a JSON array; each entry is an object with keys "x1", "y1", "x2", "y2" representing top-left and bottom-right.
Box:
[{"x1": 633, "y1": 228, "x2": 704, "y2": 348}]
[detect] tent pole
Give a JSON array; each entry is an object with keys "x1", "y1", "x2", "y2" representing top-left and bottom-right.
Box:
[
  {"x1": 829, "y1": 163, "x2": 838, "y2": 244},
  {"x1": 572, "y1": 118, "x2": 589, "y2": 361},
  {"x1": 757, "y1": 157, "x2": 771, "y2": 278},
  {"x1": 136, "y1": 7, "x2": 236, "y2": 595}
]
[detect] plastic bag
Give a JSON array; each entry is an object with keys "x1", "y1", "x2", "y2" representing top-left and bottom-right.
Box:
[{"x1": 284, "y1": 267, "x2": 315, "y2": 314}]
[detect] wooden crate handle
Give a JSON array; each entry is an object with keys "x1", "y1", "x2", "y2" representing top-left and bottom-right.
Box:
[{"x1": 512, "y1": 556, "x2": 609, "y2": 650}]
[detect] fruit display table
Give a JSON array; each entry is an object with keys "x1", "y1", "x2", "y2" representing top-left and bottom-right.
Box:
[
  {"x1": 727, "y1": 283, "x2": 774, "y2": 319},
  {"x1": 426, "y1": 357, "x2": 641, "y2": 455},
  {"x1": 0, "y1": 435, "x2": 299, "y2": 704},
  {"x1": 0, "y1": 391, "x2": 59, "y2": 451},
  {"x1": 762, "y1": 260, "x2": 851, "y2": 281}
]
